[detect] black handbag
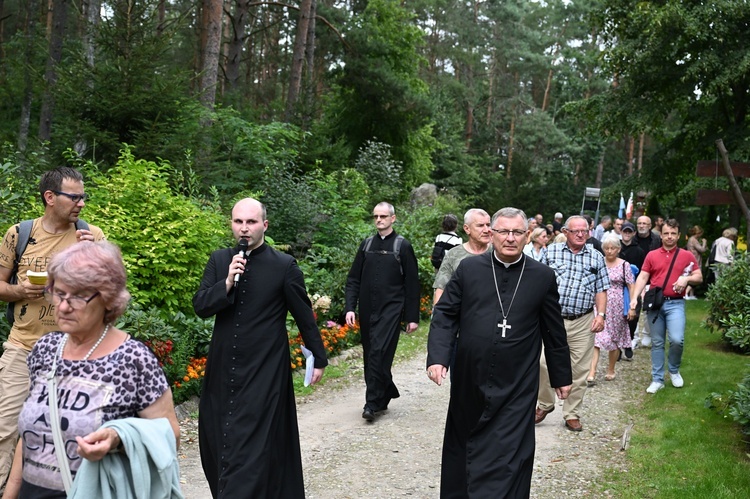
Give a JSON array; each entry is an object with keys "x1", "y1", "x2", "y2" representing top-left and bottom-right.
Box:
[{"x1": 643, "y1": 249, "x2": 679, "y2": 313}]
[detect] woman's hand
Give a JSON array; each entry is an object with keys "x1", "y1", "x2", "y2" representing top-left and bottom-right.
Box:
[{"x1": 76, "y1": 427, "x2": 121, "y2": 462}]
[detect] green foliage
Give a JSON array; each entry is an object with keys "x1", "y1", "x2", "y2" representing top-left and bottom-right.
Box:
[
  {"x1": 707, "y1": 366, "x2": 750, "y2": 440},
  {"x1": 325, "y1": 0, "x2": 433, "y2": 191},
  {"x1": 259, "y1": 165, "x2": 324, "y2": 256},
  {"x1": 586, "y1": 0, "x2": 750, "y2": 198},
  {"x1": 354, "y1": 140, "x2": 403, "y2": 206},
  {"x1": 169, "y1": 109, "x2": 307, "y2": 198},
  {"x1": 298, "y1": 169, "x2": 372, "y2": 318},
  {"x1": 704, "y1": 253, "x2": 750, "y2": 354},
  {"x1": 84, "y1": 146, "x2": 228, "y2": 315},
  {"x1": 51, "y1": 1, "x2": 193, "y2": 164},
  {"x1": 0, "y1": 145, "x2": 52, "y2": 233},
  {"x1": 390, "y1": 195, "x2": 465, "y2": 297}
]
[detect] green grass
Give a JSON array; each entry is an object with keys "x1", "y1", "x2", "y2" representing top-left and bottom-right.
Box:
[{"x1": 596, "y1": 300, "x2": 750, "y2": 498}]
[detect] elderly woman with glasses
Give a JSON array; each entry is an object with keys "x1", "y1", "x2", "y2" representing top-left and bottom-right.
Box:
[{"x1": 3, "y1": 241, "x2": 180, "y2": 499}]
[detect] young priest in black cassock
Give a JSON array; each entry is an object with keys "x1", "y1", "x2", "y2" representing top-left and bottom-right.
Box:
[{"x1": 427, "y1": 207, "x2": 572, "y2": 498}]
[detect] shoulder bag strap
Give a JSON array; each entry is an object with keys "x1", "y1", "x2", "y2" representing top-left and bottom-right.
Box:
[
  {"x1": 46, "y1": 339, "x2": 74, "y2": 493},
  {"x1": 661, "y1": 248, "x2": 680, "y2": 289}
]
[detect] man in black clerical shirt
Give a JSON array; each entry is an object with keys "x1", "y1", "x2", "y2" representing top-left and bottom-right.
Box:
[
  {"x1": 193, "y1": 198, "x2": 328, "y2": 498},
  {"x1": 345, "y1": 202, "x2": 420, "y2": 422},
  {"x1": 427, "y1": 207, "x2": 572, "y2": 498}
]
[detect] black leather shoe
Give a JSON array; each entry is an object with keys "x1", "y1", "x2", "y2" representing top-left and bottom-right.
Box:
[{"x1": 362, "y1": 407, "x2": 375, "y2": 422}]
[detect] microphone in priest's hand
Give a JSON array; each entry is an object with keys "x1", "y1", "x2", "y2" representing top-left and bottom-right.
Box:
[{"x1": 234, "y1": 238, "x2": 249, "y2": 287}]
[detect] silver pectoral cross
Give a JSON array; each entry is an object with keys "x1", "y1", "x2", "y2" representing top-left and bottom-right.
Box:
[{"x1": 498, "y1": 318, "x2": 511, "y2": 338}]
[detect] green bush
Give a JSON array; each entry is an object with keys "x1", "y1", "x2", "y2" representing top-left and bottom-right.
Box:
[
  {"x1": 706, "y1": 366, "x2": 750, "y2": 440},
  {"x1": 0, "y1": 147, "x2": 49, "y2": 234},
  {"x1": 704, "y1": 252, "x2": 750, "y2": 354},
  {"x1": 84, "y1": 146, "x2": 229, "y2": 315}
]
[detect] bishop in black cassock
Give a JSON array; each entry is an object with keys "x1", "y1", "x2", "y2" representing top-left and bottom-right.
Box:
[{"x1": 428, "y1": 209, "x2": 572, "y2": 498}]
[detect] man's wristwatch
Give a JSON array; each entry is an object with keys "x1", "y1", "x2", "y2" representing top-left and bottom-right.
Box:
[{"x1": 597, "y1": 312, "x2": 606, "y2": 319}]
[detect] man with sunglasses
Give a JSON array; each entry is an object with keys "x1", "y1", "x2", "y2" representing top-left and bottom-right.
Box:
[
  {"x1": 345, "y1": 202, "x2": 420, "y2": 422},
  {"x1": 0, "y1": 166, "x2": 104, "y2": 492}
]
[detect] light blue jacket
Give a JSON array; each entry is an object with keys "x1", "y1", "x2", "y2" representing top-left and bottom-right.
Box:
[{"x1": 69, "y1": 417, "x2": 183, "y2": 499}]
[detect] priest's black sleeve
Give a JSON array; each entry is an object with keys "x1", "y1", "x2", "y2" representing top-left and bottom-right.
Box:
[
  {"x1": 192, "y1": 249, "x2": 234, "y2": 319},
  {"x1": 284, "y1": 258, "x2": 329, "y2": 369},
  {"x1": 344, "y1": 240, "x2": 366, "y2": 313},
  {"x1": 426, "y1": 266, "x2": 463, "y2": 368},
  {"x1": 538, "y1": 270, "x2": 572, "y2": 388}
]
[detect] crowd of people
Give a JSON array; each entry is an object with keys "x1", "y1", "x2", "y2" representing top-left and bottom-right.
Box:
[
  {"x1": 0, "y1": 167, "x2": 742, "y2": 499},
  {"x1": 428, "y1": 208, "x2": 736, "y2": 495}
]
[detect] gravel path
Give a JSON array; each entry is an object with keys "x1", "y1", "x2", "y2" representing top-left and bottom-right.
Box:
[{"x1": 176, "y1": 337, "x2": 650, "y2": 498}]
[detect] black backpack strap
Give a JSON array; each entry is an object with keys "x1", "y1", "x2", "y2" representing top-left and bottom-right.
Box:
[
  {"x1": 7, "y1": 220, "x2": 34, "y2": 324},
  {"x1": 362, "y1": 236, "x2": 374, "y2": 254},
  {"x1": 13, "y1": 220, "x2": 34, "y2": 271},
  {"x1": 661, "y1": 248, "x2": 680, "y2": 289},
  {"x1": 363, "y1": 235, "x2": 405, "y2": 275}
]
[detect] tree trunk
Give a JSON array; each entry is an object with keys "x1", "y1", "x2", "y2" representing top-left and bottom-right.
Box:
[
  {"x1": 225, "y1": 0, "x2": 250, "y2": 91},
  {"x1": 0, "y1": 0, "x2": 6, "y2": 61},
  {"x1": 18, "y1": 0, "x2": 39, "y2": 153},
  {"x1": 219, "y1": 0, "x2": 231, "y2": 99},
  {"x1": 157, "y1": 0, "x2": 166, "y2": 36},
  {"x1": 285, "y1": 0, "x2": 313, "y2": 121},
  {"x1": 485, "y1": 52, "x2": 495, "y2": 126},
  {"x1": 199, "y1": 0, "x2": 223, "y2": 110},
  {"x1": 302, "y1": 0, "x2": 317, "y2": 128},
  {"x1": 716, "y1": 139, "x2": 750, "y2": 244},
  {"x1": 39, "y1": 0, "x2": 69, "y2": 142},
  {"x1": 595, "y1": 150, "x2": 604, "y2": 188},
  {"x1": 507, "y1": 113, "x2": 515, "y2": 177},
  {"x1": 542, "y1": 22, "x2": 567, "y2": 112},
  {"x1": 542, "y1": 69, "x2": 554, "y2": 112},
  {"x1": 81, "y1": 0, "x2": 99, "y2": 68},
  {"x1": 627, "y1": 135, "x2": 634, "y2": 175},
  {"x1": 507, "y1": 71, "x2": 519, "y2": 177},
  {"x1": 638, "y1": 132, "x2": 644, "y2": 170}
]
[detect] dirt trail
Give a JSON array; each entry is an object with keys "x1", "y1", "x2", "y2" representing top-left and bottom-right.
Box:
[{"x1": 177, "y1": 340, "x2": 642, "y2": 498}]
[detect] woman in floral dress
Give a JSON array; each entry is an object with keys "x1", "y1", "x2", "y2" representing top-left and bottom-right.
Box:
[{"x1": 588, "y1": 234, "x2": 636, "y2": 383}]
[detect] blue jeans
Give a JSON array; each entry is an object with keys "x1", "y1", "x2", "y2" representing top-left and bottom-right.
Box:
[{"x1": 647, "y1": 299, "x2": 686, "y2": 383}]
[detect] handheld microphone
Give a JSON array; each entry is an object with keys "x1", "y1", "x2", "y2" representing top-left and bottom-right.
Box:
[{"x1": 234, "y1": 239, "x2": 249, "y2": 287}]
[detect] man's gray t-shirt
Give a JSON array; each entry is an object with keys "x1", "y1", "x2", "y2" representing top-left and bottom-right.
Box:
[{"x1": 433, "y1": 244, "x2": 489, "y2": 290}]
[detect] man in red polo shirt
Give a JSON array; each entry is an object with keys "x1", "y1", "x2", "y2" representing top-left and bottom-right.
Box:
[{"x1": 630, "y1": 219, "x2": 702, "y2": 394}]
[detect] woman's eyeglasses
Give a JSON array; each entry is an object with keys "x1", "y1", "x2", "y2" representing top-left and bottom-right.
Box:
[{"x1": 44, "y1": 288, "x2": 100, "y2": 310}]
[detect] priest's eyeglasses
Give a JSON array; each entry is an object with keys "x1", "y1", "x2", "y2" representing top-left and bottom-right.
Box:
[
  {"x1": 44, "y1": 288, "x2": 101, "y2": 310},
  {"x1": 491, "y1": 229, "x2": 527, "y2": 238}
]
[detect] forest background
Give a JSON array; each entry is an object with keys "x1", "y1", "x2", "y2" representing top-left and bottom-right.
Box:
[{"x1": 0, "y1": 0, "x2": 749, "y2": 401}]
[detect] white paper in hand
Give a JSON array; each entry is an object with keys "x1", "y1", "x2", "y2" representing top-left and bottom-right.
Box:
[{"x1": 301, "y1": 345, "x2": 315, "y2": 386}]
